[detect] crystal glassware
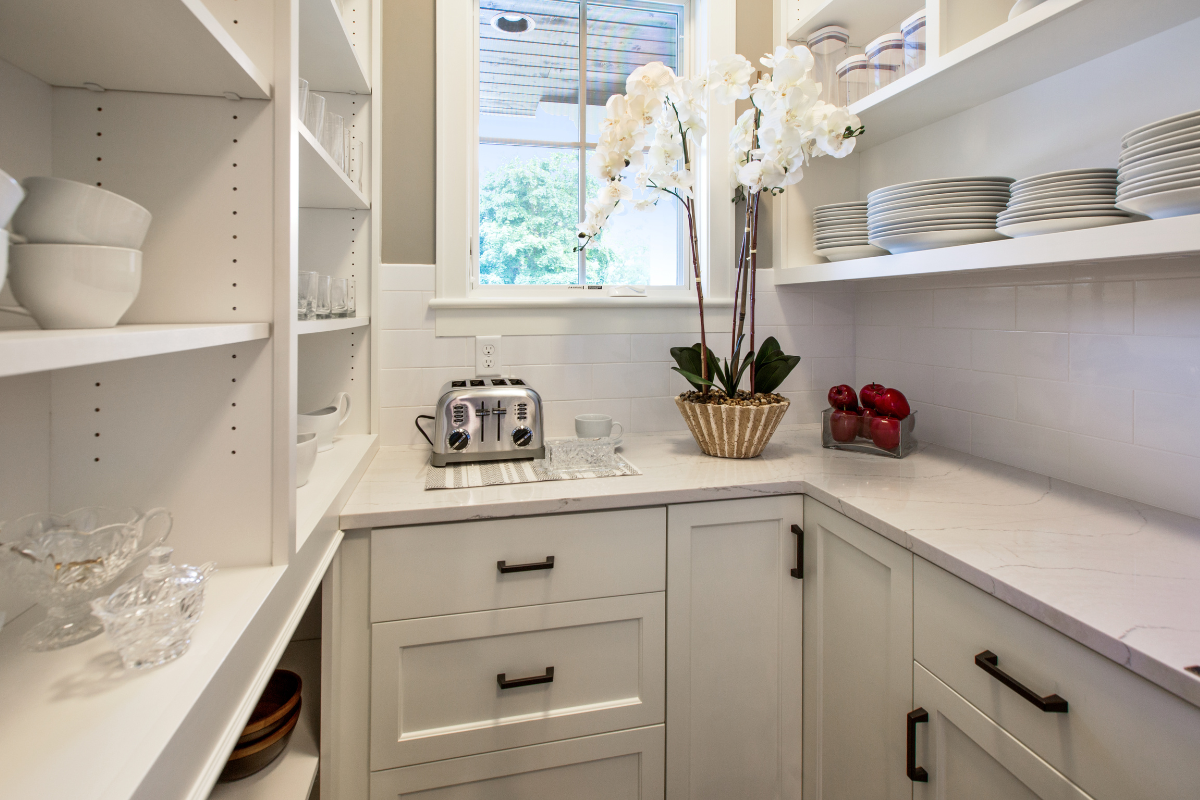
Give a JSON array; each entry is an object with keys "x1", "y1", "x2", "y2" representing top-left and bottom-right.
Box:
[
  {"x1": 331, "y1": 277, "x2": 349, "y2": 317},
  {"x1": 322, "y1": 112, "x2": 344, "y2": 169},
  {"x1": 0, "y1": 507, "x2": 172, "y2": 650},
  {"x1": 298, "y1": 77, "x2": 309, "y2": 126},
  {"x1": 298, "y1": 270, "x2": 317, "y2": 320},
  {"x1": 346, "y1": 278, "x2": 356, "y2": 316},
  {"x1": 304, "y1": 93, "x2": 326, "y2": 142},
  {"x1": 546, "y1": 436, "x2": 621, "y2": 473},
  {"x1": 315, "y1": 274, "x2": 332, "y2": 318},
  {"x1": 90, "y1": 546, "x2": 215, "y2": 670}
]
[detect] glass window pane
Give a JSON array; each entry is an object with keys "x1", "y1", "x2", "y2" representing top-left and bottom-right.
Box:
[
  {"x1": 585, "y1": 157, "x2": 683, "y2": 285},
  {"x1": 479, "y1": 0, "x2": 581, "y2": 145},
  {"x1": 478, "y1": 144, "x2": 581, "y2": 285}
]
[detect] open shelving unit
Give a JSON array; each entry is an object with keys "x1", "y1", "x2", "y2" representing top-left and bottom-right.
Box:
[
  {"x1": 300, "y1": 0, "x2": 370, "y2": 94},
  {"x1": 297, "y1": 433, "x2": 378, "y2": 553},
  {"x1": 296, "y1": 315, "x2": 369, "y2": 335},
  {"x1": 299, "y1": 123, "x2": 370, "y2": 210}
]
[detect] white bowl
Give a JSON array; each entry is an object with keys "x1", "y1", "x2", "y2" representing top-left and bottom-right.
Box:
[
  {"x1": 0, "y1": 168, "x2": 24, "y2": 228},
  {"x1": 8, "y1": 244, "x2": 141, "y2": 329},
  {"x1": 12, "y1": 177, "x2": 152, "y2": 249},
  {"x1": 296, "y1": 432, "x2": 319, "y2": 488}
]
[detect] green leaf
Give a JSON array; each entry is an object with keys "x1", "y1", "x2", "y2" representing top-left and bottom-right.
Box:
[
  {"x1": 755, "y1": 354, "x2": 801, "y2": 394},
  {"x1": 671, "y1": 366, "x2": 713, "y2": 388}
]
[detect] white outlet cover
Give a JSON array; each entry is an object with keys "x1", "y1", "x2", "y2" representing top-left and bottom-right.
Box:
[{"x1": 476, "y1": 335, "x2": 502, "y2": 377}]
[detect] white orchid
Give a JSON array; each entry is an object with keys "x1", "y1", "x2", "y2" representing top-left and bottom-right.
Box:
[
  {"x1": 626, "y1": 61, "x2": 676, "y2": 106},
  {"x1": 708, "y1": 54, "x2": 754, "y2": 104},
  {"x1": 760, "y1": 45, "x2": 815, "y2": 86},
  {"x1": 806, "y1": 103, "x2": 862, "y2": 158}
]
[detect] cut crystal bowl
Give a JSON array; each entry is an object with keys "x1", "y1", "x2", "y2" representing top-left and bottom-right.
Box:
[{"x1": 0, "y1": 507, "x2": 172, "y2": 650}]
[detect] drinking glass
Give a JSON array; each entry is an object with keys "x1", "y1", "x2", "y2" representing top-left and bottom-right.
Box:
[
  {"x1": 305, "y1": 93, "x2": 326, "y2": 141},
  {"x1": 315, "y1": 274, "x2": 332, "y2": 319},
  {"x1": 298, "y1": 77, "x2": 309, "y2": 125},
  {"x1": 331, "y1": 278, "x2": 349, "y2": 318},
  {"x1": 346, "y1": 278, "x2": 356, "y2": 316},
  {"x1": 322, "y1": 112, "x2": 344, "y2": 169},
  {"x1": 298, "y1": 271, "x2": 317, "y2": 320}
]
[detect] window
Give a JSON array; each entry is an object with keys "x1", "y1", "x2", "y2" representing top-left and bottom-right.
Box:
[{"x1": 477, "y1": 0, "x2": 688, "y2": 287}]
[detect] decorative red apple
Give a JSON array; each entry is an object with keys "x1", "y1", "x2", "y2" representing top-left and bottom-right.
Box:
[
  {"x1": 875, "y1": 388, "x2": 910, "y2": 420},
  {"x1": 827, "y1": 384, "x2": 859, "y2": 411},
  {"x1": 829, "y1": 409, "x2": 860, "y2": 442},
  {"x1": 859, "y1": 382, "x2": 885, "y2": 409},
  {"x1": 859, "y1": 407, "x2": 876, "y2": 438},
  {"x1": 870, "y1": 415, "x2": 902, "y2": 450}
]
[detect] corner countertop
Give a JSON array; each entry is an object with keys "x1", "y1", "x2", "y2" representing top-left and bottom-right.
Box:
[{"x1": 340, "y1": 426, "x2": 1200, "y2": 709}]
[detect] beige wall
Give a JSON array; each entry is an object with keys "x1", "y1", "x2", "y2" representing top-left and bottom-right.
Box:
[{"x1": 380, "y1": 0, "x2": 777, "y2": 264}]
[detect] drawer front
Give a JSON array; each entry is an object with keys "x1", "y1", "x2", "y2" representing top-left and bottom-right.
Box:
[
  {"x1": 371, "y1": 593, "x2": 665, "y2": 770},
  {"x1": 914, "y1": 556, "x2": 1200, "y2": 800},
  {"x1": 371, "y1": 508, "x2": 665, "y2": 622},
  {"x1": 370, "y1": 725, "x2": 664, "y2": 799}
]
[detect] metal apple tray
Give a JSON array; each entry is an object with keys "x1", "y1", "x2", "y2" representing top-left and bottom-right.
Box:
[{"x1": 821, "y1": 408, "x2": 917, "y2": 458}]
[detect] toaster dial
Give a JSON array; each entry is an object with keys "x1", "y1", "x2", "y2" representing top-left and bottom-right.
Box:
[
  {"x1": 511, "y1": 426, "x2": 533, "y2": 447},
  {"x1": 448, "y1": 428, "x2": 471, "y2": 451}
]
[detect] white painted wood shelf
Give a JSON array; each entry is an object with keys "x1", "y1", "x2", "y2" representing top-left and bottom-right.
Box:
[
  {"x1": 300, "y1": 0, "x2": 370, "y2": 94},
  {"x1": 0, "y1": 564, "x2": 287, "y2": 800},
  {"x1": 296, "y1": 316, "x2": 369, "y2": 335},
  {"x1": 0, "y1": 0, "x2": 270, "y2": 99},
  {"x1": 0, "y1": 322, "x2": 272, "y2": 379},
  {"x1": 299, "y1": 124, "x2": 370, "y2": 210},
  {"x1": 779, "y1": 215, "x2": 1200, "y2": 284},
  {"x1": 800, "y1": 0, "x2": 1200, "y2": 149},
  {"x1": 787, "y1": 0, "x2": 921, "y2": 46},
  {"x1": 297, "y1": 433, "x2": 378, "y2": 551},
  {"x1": 207, "y1": 640, "x2": 320, "y2": 800}
]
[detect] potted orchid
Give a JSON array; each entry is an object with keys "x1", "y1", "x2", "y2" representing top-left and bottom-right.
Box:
[{"x1": 577, "y1": 46, "x2": 862, "y2": 458}]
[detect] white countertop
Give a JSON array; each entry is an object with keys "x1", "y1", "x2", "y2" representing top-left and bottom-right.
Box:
[{"x1": 340, "y1": 426, "x2": 1200, "y2": 709}]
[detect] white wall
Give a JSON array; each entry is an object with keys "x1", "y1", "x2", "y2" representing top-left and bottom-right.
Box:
[{"x1": 375, "y1": 264, "x2": 856, "y2": 443}]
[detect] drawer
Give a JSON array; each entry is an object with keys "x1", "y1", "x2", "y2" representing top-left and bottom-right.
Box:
[
  {"x1": 370, "y1": 593, "x2": 665, "y2": 771},
  {"x1": 370, "y1": 725, "x2": 664, "y2": 799},
  {"x1": 914, "y1": 556, "x2": 1200, "y2": 800},
  {"x1": 371, "y1": 508, "x2": 665, "y2": 622}
]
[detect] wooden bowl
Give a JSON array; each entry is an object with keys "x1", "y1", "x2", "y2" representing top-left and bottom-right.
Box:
[
  {"x1": 218, "y1": 700, "x2": 301, "y2": 782},
  {"x1": 236, "y1": 669, "x2": 301, "y2": 746}
]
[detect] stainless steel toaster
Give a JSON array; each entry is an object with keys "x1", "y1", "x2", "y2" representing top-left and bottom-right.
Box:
[{"x1": 427, "y1": 378, "x2": 544, "y2": 467}]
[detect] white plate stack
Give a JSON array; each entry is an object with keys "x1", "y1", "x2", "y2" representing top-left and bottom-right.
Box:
[
  {"x1": 866, "y1": 177, "x2": 1012, "y2": 254},
  {"x1": 812, "y1": 202, "x2": 887, "y2": 261},
  {"x1": 997, "y1": 168, "x2": 1131, "y2": 237},
  {"x1": 1116, "y1": 109, "x2": 1200, "y2": 219}
]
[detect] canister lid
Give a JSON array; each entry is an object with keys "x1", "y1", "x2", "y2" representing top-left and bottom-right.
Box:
[
  {"x1": 901, "y1": 10, "x2": 927, "y2": 32},
  {"x1": 807, "y1": 24, "x2": 850, "y2": 54},
  {"x1": 866, "y1": 32, "x2": 905, "y2": 62},
  {"x1": 835, "y1": 54, "x2": 869, "y2": 77}
]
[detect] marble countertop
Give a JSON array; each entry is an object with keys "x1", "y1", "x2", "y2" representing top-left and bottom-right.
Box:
[{"x1": 340, "y1": 426, "x2": 1200, "y2": 709}]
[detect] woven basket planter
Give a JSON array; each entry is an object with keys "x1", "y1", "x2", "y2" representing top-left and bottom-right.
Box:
[{"x1": 674, "y1": 395, "x2": 790, "y2": 459}]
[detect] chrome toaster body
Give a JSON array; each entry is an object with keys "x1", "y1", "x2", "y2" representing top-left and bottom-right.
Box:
[{"x1": 431, "y1": 378, "x2": 544, "y2": 467}]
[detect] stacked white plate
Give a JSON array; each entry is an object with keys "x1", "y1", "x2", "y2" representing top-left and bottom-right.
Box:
[
  {"x1": 866, "y1": 177, "x2": 1012, "y2": 253},
  {"x1": 1116, "y1": 109, "x2": 1200, "y2": 219},
  {"x1": 997, "y1": 168, "x2": 1131, "y2": 237},
  {"x1": 813, "y1": 202, "x2": 887, "y2": 261}
]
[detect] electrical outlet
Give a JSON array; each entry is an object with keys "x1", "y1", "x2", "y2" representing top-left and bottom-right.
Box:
[{"x1": 475, "y1": 335, "x2": 502, "y2": 377}]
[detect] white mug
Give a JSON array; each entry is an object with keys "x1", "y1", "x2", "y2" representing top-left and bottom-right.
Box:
[
  {"x1": 298, "y1": 392, "x2": 351, "y2": 452},
  {"x1": 575, "y1": 414, "x2": 623, "y2": 439}
]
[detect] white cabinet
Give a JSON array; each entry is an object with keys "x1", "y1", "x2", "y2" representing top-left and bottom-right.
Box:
[
  {"x1": 665, "y1": 496, "x2": 804, "y2": 800},
  {"x1": 912, "y1": 663, "x2": 1094, "y2": 800},
  {"x1": 802, "y1": 496, "x2": 914, "y2": 800}
]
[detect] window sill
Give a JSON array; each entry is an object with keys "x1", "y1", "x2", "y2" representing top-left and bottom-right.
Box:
[{"x1": 429, "y1": 295, "x2": 735, "y2": 336}]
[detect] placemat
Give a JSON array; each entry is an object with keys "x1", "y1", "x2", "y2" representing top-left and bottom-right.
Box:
[{"x1": 425, "y1": 455, "x2": 640, "y2": 490}]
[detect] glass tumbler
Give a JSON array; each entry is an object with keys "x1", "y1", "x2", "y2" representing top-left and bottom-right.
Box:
[
  {"x1": 298, "y1": 271, "x2": 317, "y2": 320},
  {"x1": 346, "y1": 278, "x2": 356, "y2": 316},
  {"x1": 305, "y1": 93, "x2": 326, "y2": 141},
  {"x1": 902, "y1": 10, "x2": 927, "y2": 74},
  {"x1": 331, "y1": 278, "x2": 349, "y2": 318},
  {"x1": 321, "y1": 112, "x2": 344, "y2": 168},
  {"x1": 298, "y1": 77, "x2": 309, "y2": 125},
  {"x1": 807, "y1": 25, "x2": 849, "y2": 105},
  {"x1": 315, "y1": 274, "x2": 332, "y2": 319},
  {"x1": 836, "y1": 55, "x2": 870, "y2": 106},
  {"x1": 866, "y1": 33, "x2": 905, "y2": 92}
]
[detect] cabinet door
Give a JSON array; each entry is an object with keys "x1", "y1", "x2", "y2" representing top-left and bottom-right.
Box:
[
  {"x1": 666, "y1": 496, "x2": 804, "y2": 800},
  {"x1": 912, "y1": 663, "x2": 1094, "y2": 800},
  {"x1": 803, "y1": 497, "x2": 914, "y2": 800}
]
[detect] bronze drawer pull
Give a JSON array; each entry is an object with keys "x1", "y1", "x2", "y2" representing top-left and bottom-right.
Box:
[
  {"x1": 975, "y1": 650, "x2": 1068, "y2": 713},
  {"x1": 497, "y1": 666, "x2": 555, "y2": 689},
  {"x1": 497, "y1": 556, "x2": 555, "y2": 573}
]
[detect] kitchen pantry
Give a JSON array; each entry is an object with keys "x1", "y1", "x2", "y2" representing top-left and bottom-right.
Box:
[{"x1": 0, "y1": 1, "x2": 1199, "y2": 799}]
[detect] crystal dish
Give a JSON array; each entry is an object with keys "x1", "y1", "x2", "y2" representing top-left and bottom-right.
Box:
[{"x1": 545, "y1": 436, "x2": 622, "y2": 473}]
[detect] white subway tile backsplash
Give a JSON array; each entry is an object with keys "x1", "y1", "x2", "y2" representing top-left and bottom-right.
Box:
[
  {"x1": 970, "y1": 330, "x2": 1068, "y2": 380},
  {"x1": 971, "y1": 415, "x2": 1070, "y2": 480},
  {"x1": 909, "y1": 402, "x2": 971, "y2": 452},
  {"x1": 378, "y1": 291, "x2": 433, "y2": 330},
  {"x1": 812, "y1": 292, "x2": 855, "y2": 326},
  {"x1": 378, "y1": 330, "x2": 470, "y2": 370},
  {"x1": 1069, "y1": 434, "x2": 1200, "y2": 520},
  {"x1": 900, "y1": 326, "x2": 971, "y2": 368},
  {"x1": 629, "y1": 396, "x2": 689, "y2": 432},
  {"x1": 506, "y1": 334, "x2": 630, "y2": 365},
  {"x1": 1015, "y1": 377, "x2": 1133, "y2": 442},
  {"x1": 779, "y1": 390, "x2": 827, "y2": 424},
  {"x1": 933, "y1": 287, "x2": 1016, "y2": 329},
  {"x1": 591, "y1": 362, "x2": 670, "y2": 399},
  {"x1": 754, "y1": 290, "x2": 813, "y2": 327},
  {"x1": 541, "y1": 399, "x2": 631, "y2": 438},
  {"x1": 1134, "y1": 390, "x2": 1200, "y2": 458},
  {"x1": 1069, "y1": 333, "x2": 1200, "y2": 394},
  {"x1": 856, "y1": 289, "x2": 933, "y2": 327},
  {"x1": 379, "y1": 264, "x2": 435, "y2": 291},
  {"x1": 378, "y1": 367, "x2": 464, "y2": 408},
  {"x1": 380, "y1": 405, "x2": 436, "y2": 447},
  {"x1": 933, "y1": 367, "x2": 1017, "y2": 419},
  {"x1": 811, "y1": 357, "x2": 856, "y2": 392},
  {"x1": 855, "y1": 325, "x2": 901, "y2": 360},
  {"x1": 1069, "y1": 281, "x2": 1133, "y2": 334},
  {"x1": 1134, "y1": 277, "x2": 1200, "y2": 337},
  {"x1": 1016, "y1": 284, "x2": 1069, "y2": 332},
  {"x1": 510, "y1": 364, "x2": 593, "y2": 401}
]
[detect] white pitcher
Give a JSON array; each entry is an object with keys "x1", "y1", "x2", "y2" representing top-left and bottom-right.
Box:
[{"x1": 298, "y1": 392, "x2": 351, "y2": 452}]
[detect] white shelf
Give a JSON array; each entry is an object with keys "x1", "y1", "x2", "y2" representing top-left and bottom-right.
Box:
[
  {"x1": 0, "y1": 322, "x2": 271, "y2": 379},
  {"x1": 779, "y1": 215, "x2": 1200, "y2": 285},
  {"x1": 296, "y1": 316, "x2": 369, "y2": 335},
  {"x1": 0, "y1": 0, "x2": 270, "y2": 99},
  {"x1": 0, "y1": 564, "x2": 287, "y2": 800},
  {"x1": 299, "y1": 124, "x2": 370, "y2": 210},
  {"x1": 787, "y1": 0, "x2": 921, "y2": 45},
  {"x1": 207, "y1": 640, "x2": 321, "y2": 800},
  {"x1": 300, "y1": 0, "x2": 370, "y2": 94},
  {"x1": 297, "y1": 433, "x2": 378, "y2": 552},
  {"x1": 843, "y1": 0, "x2": 1200, "y2": 149}
]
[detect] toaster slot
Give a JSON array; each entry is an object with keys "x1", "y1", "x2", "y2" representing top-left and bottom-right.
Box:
[{"x1": 491, "y1": 379, "x2": 508, "y2": 385}]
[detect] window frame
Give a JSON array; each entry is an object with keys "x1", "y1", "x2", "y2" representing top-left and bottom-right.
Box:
[{"x1": 433, "y1": 0, "x2": 737, "y2": 333}]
